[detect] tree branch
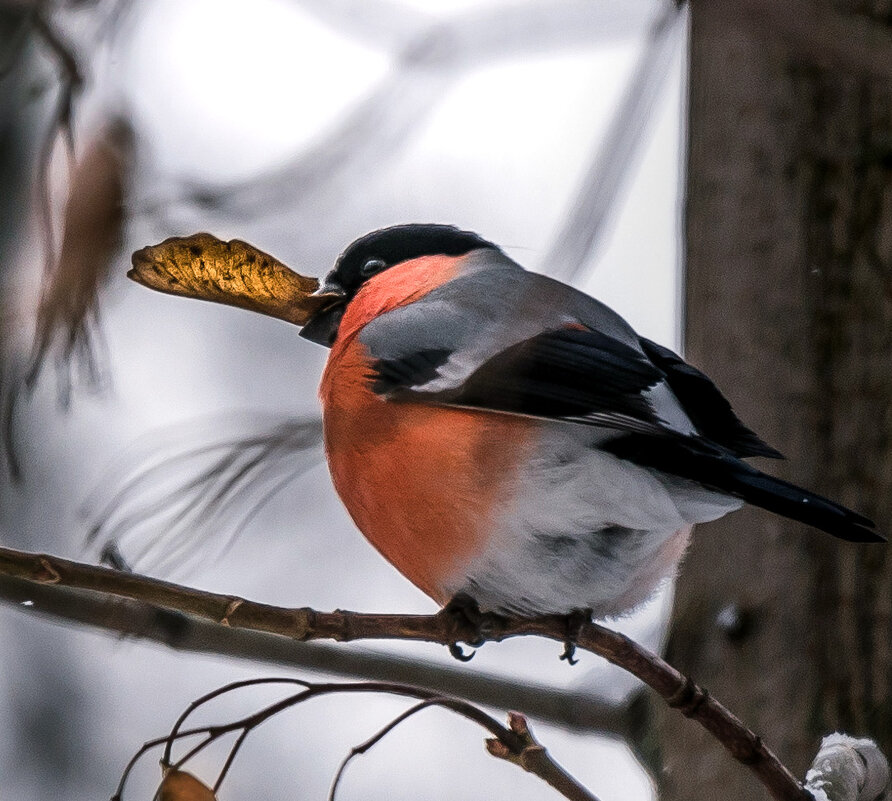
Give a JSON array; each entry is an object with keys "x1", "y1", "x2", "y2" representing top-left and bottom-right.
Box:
[
  {"x1": 0, "y1": 572, "x2": 625, "y2": 734},
  {"x1": 0, "y1": 545, "x2": 811, "y2": 801}
]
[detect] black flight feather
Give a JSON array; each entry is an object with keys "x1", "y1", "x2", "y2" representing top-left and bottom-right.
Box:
[
  {"x1": 638, "y1": 338, "x2": 783, "y2": 459},
  {"x1": 603, "y1": 433, "x2": 882, "y2": 543}
]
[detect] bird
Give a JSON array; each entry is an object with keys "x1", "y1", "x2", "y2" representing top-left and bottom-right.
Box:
[{"x1": 296, "y1": 223, "x2": 881, "y2": 625}]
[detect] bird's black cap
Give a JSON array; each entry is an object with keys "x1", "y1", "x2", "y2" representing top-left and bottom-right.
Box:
[
  {"x1": 329, "y1": 224, "x2": 495, "y2": 297},
  {"x1": 300, "y1": 224, "x2": 495, "y2": 346}
]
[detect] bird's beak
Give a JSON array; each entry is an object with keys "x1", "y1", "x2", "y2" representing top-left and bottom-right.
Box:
[
  {"x1": 311, "y1": 279, "x2": 347, "y2": 300},
  {"x1": 300, "y1": 278, "x2": 347, "y2": 347}
]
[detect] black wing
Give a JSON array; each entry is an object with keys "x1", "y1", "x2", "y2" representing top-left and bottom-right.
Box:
[
  {"x1": 638, "y1": 338, "x2": 783, "y2": 459},
  {"x1": 371, "y1": 327, "x2": 782, "y2": 450},
  {"x1": 371, "y1": 327, "x2": 673, "y2": 436}
]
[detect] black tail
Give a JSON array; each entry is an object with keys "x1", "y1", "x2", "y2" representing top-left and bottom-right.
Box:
[{"x1": 605, "y1": 434, "x2": 883, "y2": 543}]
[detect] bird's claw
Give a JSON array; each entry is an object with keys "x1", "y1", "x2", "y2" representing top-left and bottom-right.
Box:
[
  {"x1": 442, "y1": 593, "x2": 501, "y2": 661},
  {"x1": 449, "y1": 642, "x2": 476, "y2": 662},
  {"x1": 559, "y1": 642, "x2": 579, "y2": 665},
  {"x1": 559, "y1": 609, "x2": 592, "y2": 666}
]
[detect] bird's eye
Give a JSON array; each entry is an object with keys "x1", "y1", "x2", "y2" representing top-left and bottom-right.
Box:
[{"x1": 360, "y1": 258, "x2": 387, "y2": 277}]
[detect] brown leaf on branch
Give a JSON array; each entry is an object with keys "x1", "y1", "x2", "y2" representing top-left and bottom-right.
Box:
[
  {"x1": 157, "y1": 768, "x2": 216, "y2": 801},
  {"x1": 129, "y1": 233, "x2": 330, "y2": 327},
  {"x1": 25, "y1": 115, "x2": 134, "y2": 393}
]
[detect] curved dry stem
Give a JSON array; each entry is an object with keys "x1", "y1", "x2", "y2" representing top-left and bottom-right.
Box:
[
  {"x1": 328, "y1": 698, "x2": 447, "y2": 801},
  {"x1": 120, "y1": 678, "x2": 596, "y2": 801},
  {"x1": 162, "y1": 676, "x2": 313, "y2": 765}
]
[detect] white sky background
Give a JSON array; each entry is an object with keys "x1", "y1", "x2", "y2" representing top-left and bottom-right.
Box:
[{"x1": 0, "y1": 1, "x2": 687, "y2": 799}]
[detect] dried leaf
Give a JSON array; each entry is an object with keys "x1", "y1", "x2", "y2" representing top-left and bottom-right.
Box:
[
  {"x1": 26, "y1": 115, "x2": 134, "y2": 390},
  {"x1": 129, "y1": 233, "x2": 331, "y2": 326},
  {"x1": 157, "y1": 768, "x2": 216, "y2": 801}
]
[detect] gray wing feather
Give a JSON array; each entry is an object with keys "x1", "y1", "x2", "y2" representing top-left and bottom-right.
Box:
[{"x1": 358, "y1": 248, "x2": 696, "y2": 435}]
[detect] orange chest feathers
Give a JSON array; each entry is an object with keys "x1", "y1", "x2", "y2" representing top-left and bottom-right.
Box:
[{"x1": 318, "y1": 255, "x2": 537, "y2": 602}]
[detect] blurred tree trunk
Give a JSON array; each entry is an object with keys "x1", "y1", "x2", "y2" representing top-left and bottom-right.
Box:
[{"x1": 649, "y1": 3, "x2": 892, "y2": 799}]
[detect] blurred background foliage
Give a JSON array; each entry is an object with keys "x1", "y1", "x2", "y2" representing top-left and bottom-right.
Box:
[
  {"x1": 2, "y1": 1, "x2": 889, "y2": 800},
  {"x1": 0, "y1": 1, "x2": 684, "y2": 799}
]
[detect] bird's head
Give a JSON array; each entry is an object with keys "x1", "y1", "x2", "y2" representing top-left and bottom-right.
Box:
[{"x1": 299, "y1": 224, "x2": 495, "y2": 346}]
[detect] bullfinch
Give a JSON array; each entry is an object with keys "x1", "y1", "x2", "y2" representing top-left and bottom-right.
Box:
[{"x1": 299, "y1": 224, "x2": 881, "y2": 620}]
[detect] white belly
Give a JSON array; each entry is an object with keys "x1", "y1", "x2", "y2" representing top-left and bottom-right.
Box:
[{"x1": 446, "y1": 426, "x2": 742, "y2": 616}]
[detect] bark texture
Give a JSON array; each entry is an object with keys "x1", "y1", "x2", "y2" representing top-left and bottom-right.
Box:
[{"x1": 653, "y1": 2, "x2": 892, "y2": 799}]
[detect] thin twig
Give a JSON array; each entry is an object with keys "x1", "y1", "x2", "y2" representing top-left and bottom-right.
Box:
[
  {"x1": 328, "y1": 700, "x2": 602, "y2": 801},
  {"x1": 0, "y1": 545, "x2": 810, "y2": 801},
  {"x1": 328, "y1": 698, "x2": 446, "y2": 801},
  {"x1": 546, "y1": 1, "x2": 685, "y2": 282},
  {"x1": 120, "y1": 678, "x2": 598, "y2": 801},
  {"x1": 83, "y1": 415, "x2": 324, "y2": 576},
  {"x1": 162, "y1": 677, "x2": 312, "y2": 766},
  {"x1": 487, "y1": 712, "x2": 603, "y2": 801},
  {"x1": 32, "y1": 10, "x2": 82, "y2": 159}
]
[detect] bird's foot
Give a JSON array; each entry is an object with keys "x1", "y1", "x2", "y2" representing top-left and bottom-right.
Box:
[
  {"x1": 448, "y1": 642, "x2": 476, "y2": 662},
  {"x1": 559, "y1": 609, "x2": 592, "y2": 665},
  {"x1": 441, "y1": 593, "x2": 503, "y2": 662}
]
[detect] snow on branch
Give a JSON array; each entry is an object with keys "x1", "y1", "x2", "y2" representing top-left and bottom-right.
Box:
[{"x1": 805, "y1": 734, "x2": 891, "y2": 801}]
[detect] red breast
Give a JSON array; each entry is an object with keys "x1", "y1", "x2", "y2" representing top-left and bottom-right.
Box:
[{"x1": 319, "y1": 254, "x2": 539, "y2": 603}]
